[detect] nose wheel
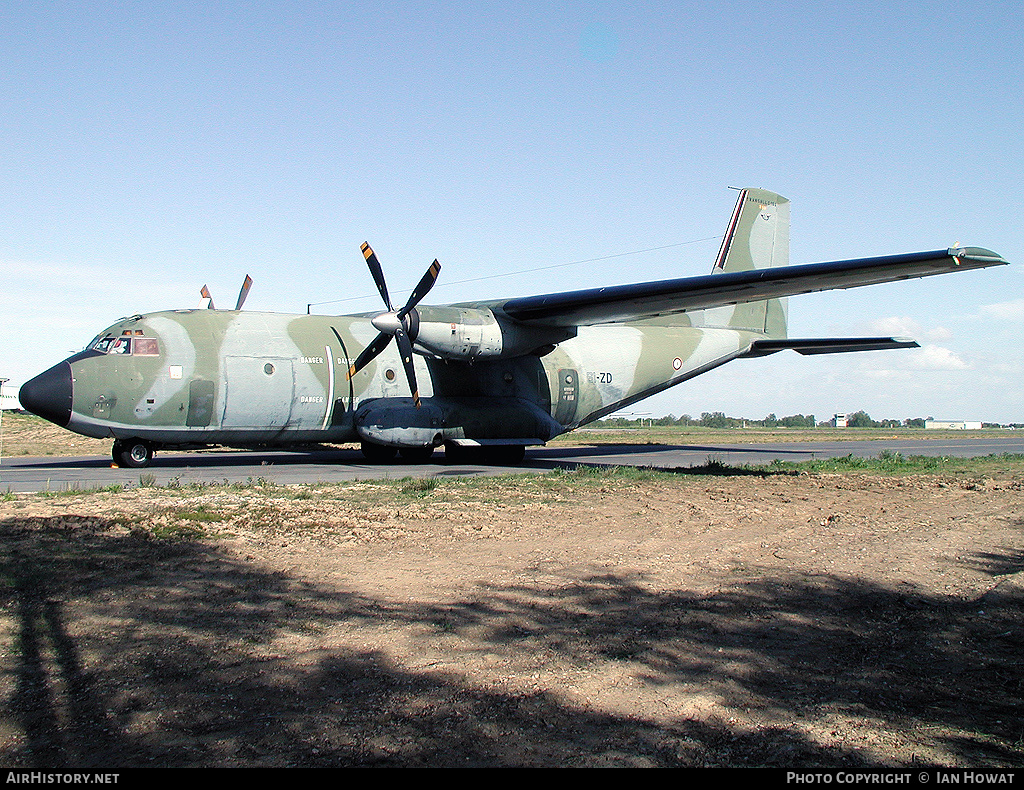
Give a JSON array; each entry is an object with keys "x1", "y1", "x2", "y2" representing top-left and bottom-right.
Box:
[{"x1": 113, "y1": 438, "x2": 154, "y2": 468}]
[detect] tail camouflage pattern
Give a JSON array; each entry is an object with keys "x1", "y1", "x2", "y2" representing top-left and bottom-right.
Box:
[{"x1": 700, "y1": 187, "x2": 789, "y2": 337}]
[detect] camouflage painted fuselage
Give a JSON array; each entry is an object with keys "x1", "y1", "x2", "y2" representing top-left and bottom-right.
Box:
[{"x1": 57, "y1": 306, "x2": 764, "y2": 448}]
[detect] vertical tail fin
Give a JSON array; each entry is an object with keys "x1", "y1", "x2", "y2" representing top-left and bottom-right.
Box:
[
  {"x1": 700, "y1": 187, "x2": 790, "y2": 337},
  {"x1": 712, "y1": 188, "x2": 790, "y2": 273}
]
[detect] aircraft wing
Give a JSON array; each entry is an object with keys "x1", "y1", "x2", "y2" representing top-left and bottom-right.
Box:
[{"x1": 496, "y1": 247, "x2": 1007, "y2": 327}]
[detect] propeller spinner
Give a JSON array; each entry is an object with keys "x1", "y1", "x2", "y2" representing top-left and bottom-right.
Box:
[{"x1": 346, "y1": 243, "x2": 441, "y2": 408}]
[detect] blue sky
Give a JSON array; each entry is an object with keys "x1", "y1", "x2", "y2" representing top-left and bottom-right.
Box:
[{"x1": 2, "y1": 1, "x2": 1022, "y2": 422}]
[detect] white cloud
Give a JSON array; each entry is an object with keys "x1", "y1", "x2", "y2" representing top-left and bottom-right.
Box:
[
  {"x1": 866, "y1": 316, "x2": 953, "y2": 342},
  {"x1": 981, "y1": 299, "x2": 1024, "y2": 322},
  {"x1": 867, "y1": 316, "x2": 920, "y2": 337},
  {"x1": 907, "y1": 345, "x2": 970, "y2": 371}
]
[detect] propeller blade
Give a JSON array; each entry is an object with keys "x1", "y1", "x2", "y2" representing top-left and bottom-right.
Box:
[
  {"x1": 398, "y1": 260, "x2": 441, "y2": 319},
  {"x1": 235, "y1": 274, "x2": 253, "y2": 311},
  {"x1": 346, "y1": 330, "x2": 392, "y2": 380},
  {"x1": 393, "y1": 326, "x2": 421, "y2": 408},
  {"x1": 361, "y1": 242, "x2": 393, "y2": 311},
  {"x1": 199, "y1": 284, "x2": 215, "y2": 310}
]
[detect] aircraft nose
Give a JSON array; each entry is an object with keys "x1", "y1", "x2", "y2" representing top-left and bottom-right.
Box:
[{"x1": 19, "y1": 361, "x2": 73, "y2": 427}]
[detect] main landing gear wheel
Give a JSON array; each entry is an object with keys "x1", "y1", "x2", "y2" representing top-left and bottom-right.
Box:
[
  {"x1": 113, "y1": 438, "x2": 154, "y2": 469},
  {"x1": 444, "y1": 443, "x2": 526, "y2": 466},
  {"x1": 487, "y1": 445, "x2": 526, "y2": 465},
  {"x1": 360, "y1": 441, "x2": 398, "y2": 463},
  {"x1": 399, "y1": 446, "x2": 435, "y2": 463}
]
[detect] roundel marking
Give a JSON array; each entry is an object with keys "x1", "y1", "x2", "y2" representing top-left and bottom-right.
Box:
[{"x1": 672, "y1": 357, "x2": 683, "y2": 371}]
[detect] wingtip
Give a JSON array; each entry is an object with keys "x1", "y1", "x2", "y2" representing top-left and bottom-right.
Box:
[{"x1": 948, "y1": 246, "x2": 1010, "y2": 266}]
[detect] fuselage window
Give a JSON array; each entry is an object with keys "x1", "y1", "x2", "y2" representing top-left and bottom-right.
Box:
[{"x1": 109, "y1": 337, "x2": 131, "y2": 354}]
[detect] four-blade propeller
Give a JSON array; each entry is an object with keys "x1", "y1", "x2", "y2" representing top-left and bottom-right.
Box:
[
  {"x1": 346, "y1": 242, "x2": 441, "y2": 408},
  {"x1": 198, "y1": 275, "x2": 254, "y2": 311}
]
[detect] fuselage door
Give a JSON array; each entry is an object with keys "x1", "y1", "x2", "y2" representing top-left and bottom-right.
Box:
[
  {"x1": 222, "y1": 356, "x2": 294, "y2": 428},
  {"x1": 186, "y1": 380, "x2": 216, "y2": 427}
]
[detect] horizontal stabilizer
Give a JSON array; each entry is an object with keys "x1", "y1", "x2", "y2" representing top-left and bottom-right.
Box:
[
  {"x1": 498, "y1": 247, "x2": 1007, "y2": 327},
  {"x1": 742, "y1": 337, "x2": 920, "y2": 357}
]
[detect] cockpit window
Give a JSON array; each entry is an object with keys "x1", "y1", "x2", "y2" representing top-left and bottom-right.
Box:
[
  {"x1": 87, "y1": 335, "x2": 160, "y2": 356},
  {"x1": 90, "y1": 336, "x2": 116, "y2": 353},
  {"x1": 133, "y1": 337, "x2": 159, "y2": 355}
]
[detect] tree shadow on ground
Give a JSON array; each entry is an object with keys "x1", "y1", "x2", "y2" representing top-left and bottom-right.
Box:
[
  {"x1": 528, "y1": 441, "x2": 812, "y2": 475},
  {"x1": 535, "y1": 458, "x2": 788, "y2": 477},
  {"x1": 1, "y1": 514, "x2": 1021, "y2": 767}
]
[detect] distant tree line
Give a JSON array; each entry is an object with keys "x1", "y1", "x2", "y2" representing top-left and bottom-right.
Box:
[
  {"x1": 601, "y1": 412, "x2": 818, "y2": 429},
  {"x1": 601, "y1": 411, "x2": 1020, "y2": 429}
]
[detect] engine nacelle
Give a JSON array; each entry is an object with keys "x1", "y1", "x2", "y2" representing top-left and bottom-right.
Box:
[
  {"x1": 355, "y1": 398, "x2": 445, "y2": 448},
  {"x1": 413, "y1": 305, "x2": 572, "y2": 361}
]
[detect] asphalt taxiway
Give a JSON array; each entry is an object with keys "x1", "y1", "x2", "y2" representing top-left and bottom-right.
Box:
[{"x1": 2, "y1": 435, "x2": 1022, "y2": 494}]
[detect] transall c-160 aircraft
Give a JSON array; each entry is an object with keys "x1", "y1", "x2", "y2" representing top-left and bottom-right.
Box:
[{"x1": 19, "y1": 188, "x2": 1008, "y2": 468}]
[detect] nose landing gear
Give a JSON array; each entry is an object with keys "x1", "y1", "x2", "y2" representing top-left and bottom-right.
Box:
[{"x1": 113, "y1": 438, "x2": 154, "y2": 468}]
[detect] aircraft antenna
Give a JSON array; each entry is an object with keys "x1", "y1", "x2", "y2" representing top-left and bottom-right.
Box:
[{"x1": 307, "y1": 235, "x2": 720, "y2": 311}]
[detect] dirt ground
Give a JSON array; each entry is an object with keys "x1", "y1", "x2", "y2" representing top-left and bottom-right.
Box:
[{"x1": 1, "y1": 464, "x2": 1022, "y2": 768}]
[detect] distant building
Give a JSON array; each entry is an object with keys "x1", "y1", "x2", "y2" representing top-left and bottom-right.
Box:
[
  {"x1": 831, "y1": 413, "x2": 848, "y2": 428},
  {"x1": 925, "y1": 420, "x2": 982, "y2": 430},
  {"x1": 0, "y1": 384, "x2": 20, "y2": 412}
]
